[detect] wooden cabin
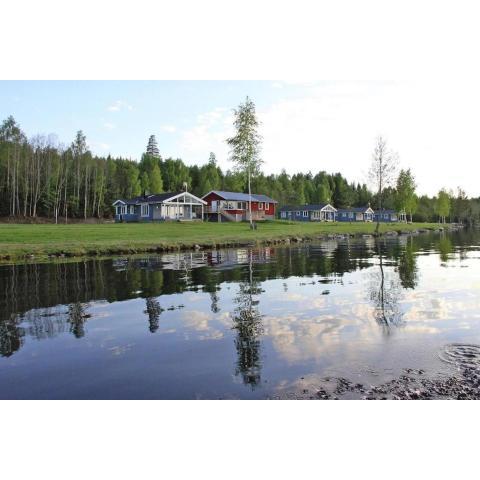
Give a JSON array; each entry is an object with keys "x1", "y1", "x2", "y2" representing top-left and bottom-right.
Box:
[
  {"x1": 202, "y1": 191, "x2": 277, "y2": 222},
  {"x1": 373, "y1": 209, "x2": 399, "y2": 222}
]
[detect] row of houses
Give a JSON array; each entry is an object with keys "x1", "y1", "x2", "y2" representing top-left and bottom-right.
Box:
[
  {"x1": 113, "y1": 191, "x2": 398, "y2": 223},
  {"x1": 279, "y1": 204, "x2": 398, "y2": 222}
]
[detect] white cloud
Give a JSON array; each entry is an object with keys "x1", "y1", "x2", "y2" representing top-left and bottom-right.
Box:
[
  {"x1": 89, "y1": 141, "x2": 110, "y2": 152},
  {"x1": 179, "y1": 107, "x2": 233, "y2": 167},
  {"x1": 176, "y1": 81, "x2": 480, "y2": 196},
  {"x1": 107, "y1": 100, "x2": 133, "y2": 112},
  {"x1": 103, "y1": 121, "x2": 116, "y2": 130},
  {"x1": 161, "y1": 125, "x2": 177, "y2": 133}
]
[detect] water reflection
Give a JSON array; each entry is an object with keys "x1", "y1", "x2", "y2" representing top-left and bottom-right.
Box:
[
  {"x1": 1, "y1": 229, "x2": 480, "y2": 398},
  {"x1": 232, "y1": 252, "x2": 264, "y2": 388}
]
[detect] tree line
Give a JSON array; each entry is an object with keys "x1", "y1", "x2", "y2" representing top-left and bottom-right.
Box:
[{"x1": 1, "y1": 114, "x2": 479, "y2": 224}]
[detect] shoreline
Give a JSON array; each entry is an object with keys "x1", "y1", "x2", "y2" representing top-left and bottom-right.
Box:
[{"x1": 0, "y1": 221, "x2": 459, "y2": 264}]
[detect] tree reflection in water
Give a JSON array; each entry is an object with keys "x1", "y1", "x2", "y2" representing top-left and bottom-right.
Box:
[
  {"x1": 144, "y1": 298, "x2": 164, "y2": 333},
  {"x1": 68, "y1": 303, "x2": 91, "y2": 338},
  {"x1": 232, "y1": 250, "x2": 264, "y2": 389},
  {"x1": 438, "y1": 234, "x2": 453, "y2": 263},
  {"x1": 0, "y1": 315, "x2": 24, "y2": 357},
  {"x1": 369, "y1": 239, "x2": 404, "y2": 333},
  {"x1": 397, "y1": 235, "x2": 419, "y2": 290}
]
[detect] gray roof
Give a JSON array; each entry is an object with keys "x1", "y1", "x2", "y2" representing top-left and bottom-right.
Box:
[
  {"x1": 121, "y1": 192, "x2": 181, "y2": 205},
  {"x1": 279, "y1": 203, "x2": 331, "y2": 212},
  {"x1": 115, "y1": 192, "x2": 205, "y2": 205},
  {"x1": 337, "y1": 206, "x2": 373, "y2": 213},
  {"x1": 374, "y1": 209, "x2": 397, "y2": 214},
  {"x1": 206, "y1": 190, "x2": 278, "y2": 203}
]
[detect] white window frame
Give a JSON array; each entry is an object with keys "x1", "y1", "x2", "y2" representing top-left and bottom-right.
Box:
[
  {"x1": 258, "y1": 202, "x2": 264, "y2": 210},
  {"x1": 281, "y1": 211, "x2": 286, "y2": 218},
  {"x1": 296, "y1": 211, "x2": 301, "y2": 216},
  {"x1": 129, "y1": 205, "x2": 134, "y2": 214},
  {"x1": 141, "y1": 204, "x2": 149, "y2": 217},
  {"x1": 264, "y1": 202, "x2": 269, "y2": 210},
  {"x1": 303, "y1": 210, "x2": 308, "y2": 217}
]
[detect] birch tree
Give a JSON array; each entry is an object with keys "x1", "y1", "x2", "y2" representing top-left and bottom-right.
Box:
[
  {"x1": 226, "y1": 97, "x2": 263, "y2": 228},
  {"x1": 369, "y1": 136, "x2": 397, "y2": 233}
]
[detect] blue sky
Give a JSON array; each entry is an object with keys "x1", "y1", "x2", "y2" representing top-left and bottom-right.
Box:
[
  {"x1": 1, "y1": 80, "x2": 288, "y2": 159},
  {"x1": 2, "y1": 80, "x2": 479, "y2": 197}
]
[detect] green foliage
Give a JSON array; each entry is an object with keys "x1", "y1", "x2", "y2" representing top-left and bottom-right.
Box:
[
  {"x1": 436, "y1": 189, "x2": 451, "y2": 222},
  {"x1": 1, "y1": 115, "x2": 477, "y2": 225}
]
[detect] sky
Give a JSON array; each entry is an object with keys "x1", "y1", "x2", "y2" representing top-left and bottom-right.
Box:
[{"x1": 1, "y1": 80, "x2": 479, "y2": 197}]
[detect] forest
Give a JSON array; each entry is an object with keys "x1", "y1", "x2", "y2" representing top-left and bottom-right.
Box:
[{"x1": 1, "y1": 115, "x2": 479, "y2": 224}]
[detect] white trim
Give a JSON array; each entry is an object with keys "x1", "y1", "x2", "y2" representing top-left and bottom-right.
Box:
[
  {"x1": 320, "y1": 204, "x2": 337, "y2": 213},
  {"x1": 166, "y1": 192, "x2": 207, "y2": 205},
  {"x1": 303, "y1": 210, "x2": 308, "y2": 217},
  {"x1": 112, "y1": 199, "x2": 126, "y2": 206},
  {"x1": 258, "y1": 202, "x2": 264, "y2": 210},
  {"x1": 141, "y1": 204, "x2": 149, "y2": 217}
]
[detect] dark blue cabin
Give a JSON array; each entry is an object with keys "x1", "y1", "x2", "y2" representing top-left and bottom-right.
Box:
[
  {"x1": 279, "y1": 203, "x2": 337, "y2": 222},
  {"x1": 337, "y1": 206, "x2": 375, "y2": 222},
  {"x1": 113, "y1": 191, "x2": 207, "y2": 222},
  {"x1": 373, "y1": 209, "x2": 399, "y2": 222}
]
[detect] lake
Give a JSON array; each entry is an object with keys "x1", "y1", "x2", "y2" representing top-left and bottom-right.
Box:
[{"x1": 1, "y1": 229, "x2": 480, "y2": 399}]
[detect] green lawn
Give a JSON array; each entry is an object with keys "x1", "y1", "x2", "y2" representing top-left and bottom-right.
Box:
[{"x1": 0, "y1": 220, "x2": 443, "y2": 261}]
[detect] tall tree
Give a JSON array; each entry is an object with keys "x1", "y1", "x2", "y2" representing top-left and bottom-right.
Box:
[
  {"x1": 146, "y1": 135, "x2": 160, "y2": 158},
  {"x1": 436, "y1": 188, "x2": 451, "y2": 223},
  {"x1": 369, "y1": 136, "x2": 397, "y2": 233},
  {"x1": 226, "y1": 97, "x2": 263, "y2": 227},
  {"x1": 395, "y1": 168, "x2": 417, "y2": 222}
]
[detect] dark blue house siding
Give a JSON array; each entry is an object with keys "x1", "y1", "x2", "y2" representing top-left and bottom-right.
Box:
[
  {"x1": 373, "y1": 211, "x2": 398, "y2": 222},
  {"x1": 337, "y1": 212, "x2": 356, "y2": 222},
  {"x1": 114, "y1": 204, "x2": 155, "y2": 222}
]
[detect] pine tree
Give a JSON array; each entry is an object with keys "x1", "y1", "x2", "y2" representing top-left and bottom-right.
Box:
[{"x1": 146, "y1": 135, "x2": 160, "y2": 158}]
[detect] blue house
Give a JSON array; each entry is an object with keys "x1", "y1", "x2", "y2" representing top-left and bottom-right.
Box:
[
  {"x1": 279, "y1": 203, "x2": 337, "y2": 222},
  {"x1": 337, "y1": 206, "x2": 375, "y2": 222},
  {"x1": 112, "y1": 191, "x2": 207, "y2": 222},
  {"x1": 373, "y1": 209, "x2": 399, "y2": 222}
]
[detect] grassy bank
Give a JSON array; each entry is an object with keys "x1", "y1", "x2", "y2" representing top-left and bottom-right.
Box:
[{"x1": 0, "y1": 220, "x2": 445, "y2": 262}]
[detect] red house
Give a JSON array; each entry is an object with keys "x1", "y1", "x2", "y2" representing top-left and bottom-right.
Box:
[{"x1": 202, "y1": 190, "x2": 277, "y2": 222}]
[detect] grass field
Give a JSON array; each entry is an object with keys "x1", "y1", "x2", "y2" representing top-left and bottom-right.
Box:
[{"x1": 0, "y1": 220, "x2": 443, "y2": 261}]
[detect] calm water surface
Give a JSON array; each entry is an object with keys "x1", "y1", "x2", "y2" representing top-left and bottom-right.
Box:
[{"x1": 1, "y1": 230, "x2": 480, "y2": 399}]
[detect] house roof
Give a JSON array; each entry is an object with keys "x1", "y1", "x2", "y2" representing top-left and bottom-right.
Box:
[
  {"x1": 203, "y1": 190, "x2": 278, "y2": 203},
  {"x1": 279, "y1": 203, "x2": 336, "y2": 212},
  {"x1": 337, "y1": 206, "x2": 374, "y2": 213},
  {"x1": 114, "y1": 192, "x2": 206, "y2": 206},
  {"x1": 374, "y1": 209, "x2": 397, "y2": 214}
]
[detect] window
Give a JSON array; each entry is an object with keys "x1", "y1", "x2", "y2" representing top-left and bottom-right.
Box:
[
  {"x1": 342, "y1": 212, "x2": 347, "y2": 218},
  {"x1": 129, "y1": 205, "x2": 134, "y2": 214},
  {"x1": 237, "y1": 202, "x2": 243, "y2": 209},
  {"x1": 384, "y1": 213, "x2": 388, "y2": 219},
  {"x1": 281, "y1": 212, "x2": 286, "y2": 218},
  {"x1": 349, "y1": 212, "x2": 354, "y2": 219},
  {"x1": 303, "y1": 211, "x2": 308, "y2": 217},
  {"x1": 264, "y1": 202, "x2": 269, "y2": 210},
  {"x1": 141, "y1": 204, "x2": 149, "y2": 217},
  {"x1": 296, "y1": 211, "x2": 301, "y2": 216},
  {"x1": 258, "y1": 202, "x2": 263, "y2": 210}
]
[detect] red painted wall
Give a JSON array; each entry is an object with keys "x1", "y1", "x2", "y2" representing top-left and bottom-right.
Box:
[{"x1": 202, "y1": 192, "x2": 276, "y2": 215}]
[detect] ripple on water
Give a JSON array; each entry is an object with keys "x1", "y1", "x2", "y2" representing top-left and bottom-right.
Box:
[{"x1": 439, "y1": 344, "x2": 480, "y2": 370}]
